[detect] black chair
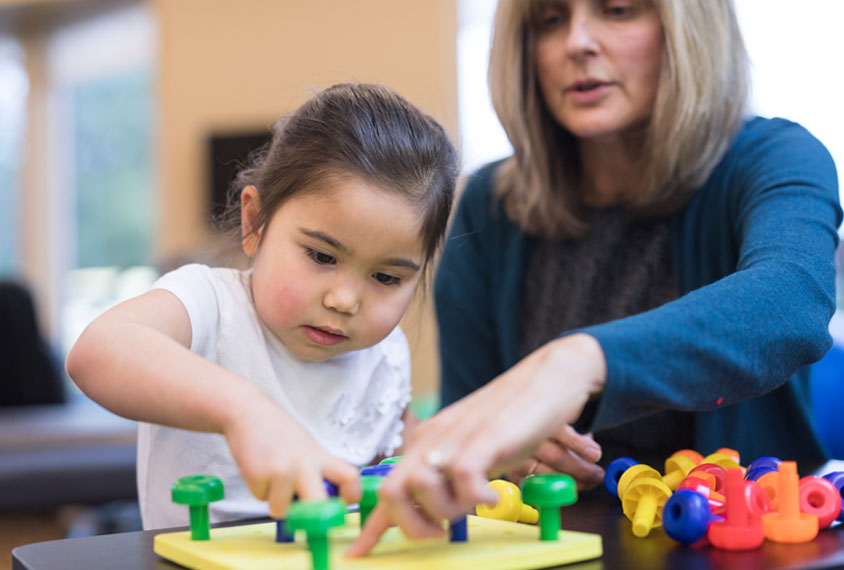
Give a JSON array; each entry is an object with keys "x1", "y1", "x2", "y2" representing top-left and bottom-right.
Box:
[{"x1": 0, "y1": 281, "x2": 65, "y2": 406}]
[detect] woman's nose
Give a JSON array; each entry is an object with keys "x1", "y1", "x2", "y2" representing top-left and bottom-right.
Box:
[{"x1": 565, "y1": 10, "x2": 599, "y2": 59}]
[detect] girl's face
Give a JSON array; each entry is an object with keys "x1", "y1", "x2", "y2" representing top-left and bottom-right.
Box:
[
  {"x1": 241, "y1": 177, "x2": 425, "y2": 362},
  {"x1": 532, "y1": 0, "x2": 664, "y2": 142}
]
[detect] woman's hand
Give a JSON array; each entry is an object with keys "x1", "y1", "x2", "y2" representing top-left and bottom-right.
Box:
[
  {"x1": 505, "y1": 425, "x2": 604, "y2": 490},
  {"x1": 346, "y1": 333, "x2": 606, "y2": 557},
  {"x1": 223, "y1": 393, "x2": 361, "y2": 519}
]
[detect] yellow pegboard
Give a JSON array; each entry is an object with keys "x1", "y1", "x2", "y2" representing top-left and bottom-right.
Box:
[{"x1": 154, "y1": 513, "x2": 602, "y2": 570}]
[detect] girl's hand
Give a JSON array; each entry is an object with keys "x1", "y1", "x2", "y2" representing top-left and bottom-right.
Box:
[
  {"x1": 346, "y1": 333, "x2": 606, "y2": 557},
  {"x1": 505, "y1": 426, "x2": 604, "y2": 491},
  {"x1": 222, "y1": 393, "x2": 361, "y2": 519}
]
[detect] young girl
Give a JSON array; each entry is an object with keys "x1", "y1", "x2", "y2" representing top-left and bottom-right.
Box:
[{"x1": 66, "y1": 82, "x2": 458, "y2": 530}]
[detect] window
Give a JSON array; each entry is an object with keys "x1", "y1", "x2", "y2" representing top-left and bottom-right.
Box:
[
  {"x1": 0, "y1": 38, "x2": 27, "y2": 276},
  {"x1": 44, "y1": 3, "x2": 159, "y2": 357}
]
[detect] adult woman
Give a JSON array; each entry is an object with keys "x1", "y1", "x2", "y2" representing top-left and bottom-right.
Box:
[{"x1": 349, "y1": 0, "x2": 840, "y2": 552}]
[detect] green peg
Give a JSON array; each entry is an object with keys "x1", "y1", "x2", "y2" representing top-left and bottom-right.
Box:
[
  {"x1": 379, "y1": 456, "x2": 402, "y2": 465},
  {"x1": 286, "y1": 498, "x2": 346, "y2": 570},
  {"x1": 521, "y1": 473, "x2": 577, "y2": 541},
  {"x1": 171, "y1": 474, "x2": 224, "y2": 540},
  {"x1": 359, "y1": 475, "x2": 382, "y2": 527}
]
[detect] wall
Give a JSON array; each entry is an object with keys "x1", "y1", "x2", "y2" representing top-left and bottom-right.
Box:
[{"x1": 153, "y1": 0, "x2": 459, "y2": 401}]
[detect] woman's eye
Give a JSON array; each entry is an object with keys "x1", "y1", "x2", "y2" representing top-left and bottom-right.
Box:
[
  {"x1": 374, "y1": 272, "x2": 401, "y2": 286},
  {"x1": 604, "y1": 2, "x2": 635, "y2": 18},
  {"x1": 306, "y1": 249, "x2": 335, "y2": 265}
]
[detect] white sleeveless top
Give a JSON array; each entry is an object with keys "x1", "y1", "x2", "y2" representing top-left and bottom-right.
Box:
[{"x1": 136, "y1": 264, "x2": 410, "y2": 529}]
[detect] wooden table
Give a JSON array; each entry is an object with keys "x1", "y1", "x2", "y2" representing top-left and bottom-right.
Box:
[{"x1": 12, "y1": 488, "x2": 844, "y2": 570}]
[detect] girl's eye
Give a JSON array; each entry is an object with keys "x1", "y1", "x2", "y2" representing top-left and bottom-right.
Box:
[
  {"x1": 373, "y1": 272, "x2": 401, "y2": 286},
  {"x1": 306, "y1": 249, "x2": 336, "y2": 265}
]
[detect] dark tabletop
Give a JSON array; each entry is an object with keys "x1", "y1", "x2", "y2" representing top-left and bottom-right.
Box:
[{"x1": 12, "y1": 488, "x2": 844, "y2": 570}]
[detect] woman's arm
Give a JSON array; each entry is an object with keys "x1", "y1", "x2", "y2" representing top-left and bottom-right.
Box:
[{"x1": 66, "y1": 289, "x2": 361, "y2": 516}]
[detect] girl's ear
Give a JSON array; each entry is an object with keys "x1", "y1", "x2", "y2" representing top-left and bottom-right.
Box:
[{"x1": 240, "y1": 185, "x2": 262, "y2": 257}]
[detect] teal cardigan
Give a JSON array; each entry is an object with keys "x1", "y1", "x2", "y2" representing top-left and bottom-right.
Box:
[{"x1": 435, "y1": 117, "x2": 841, "y2": 467}]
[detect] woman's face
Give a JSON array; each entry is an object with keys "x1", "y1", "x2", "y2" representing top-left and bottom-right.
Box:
[{"x1": 533, "y1": 0, "x2": 664, "y2": 142}]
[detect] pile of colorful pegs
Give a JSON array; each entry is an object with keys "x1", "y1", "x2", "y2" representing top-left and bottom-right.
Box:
[{"x1": 604, "y1": 448, "x2": 844, "y2": 550}]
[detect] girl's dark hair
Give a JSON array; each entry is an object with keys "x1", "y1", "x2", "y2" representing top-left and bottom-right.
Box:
[{"x1": 225, "y1": 82, "x2": 458, "y2": 264}]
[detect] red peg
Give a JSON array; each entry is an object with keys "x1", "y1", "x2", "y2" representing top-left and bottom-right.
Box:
[
  {"x1": 799, "y1": 475, "x2": 841, "y2": 529},
  {"x1": 708, "y1": 467, "x2": 764, "y2": 550},
  {"x1": 690, "y1": 463, "x2": 726, "y2": 493},
  {"x1": 678, "y1": 474, "x2": 726, "y2": 514}
]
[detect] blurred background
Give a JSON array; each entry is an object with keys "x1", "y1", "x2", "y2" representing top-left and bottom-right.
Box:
[{"x1": 0, "y1": 0, "x2": 842, "y2": 566}]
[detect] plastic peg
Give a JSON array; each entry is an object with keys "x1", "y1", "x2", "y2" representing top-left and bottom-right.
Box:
[
  {"x1": 747, "y1": 456, "x2": 781, "y2": 474},
  {"x1": 621, "y1": 477, "x2": 672, "y2": 538},
  {"x1": 359, "y1": 475, "x2": 382, "y2": 527},
  {"x1": 360, "y1": 464, "x2": 393, "y2": 477},
  {"x1": 762, "y1": 461, "x2": 818, "y2": 543},
  {"x1": 477, "y1": 479, "x2": 539, "y2": 524},
  {"x1": 604, "y1": 457, "x2": 639, "y2": 498},
  {"x1": 701, "y1": 453, "x2": 742, "y2": 473},
  {"x1": 617, "y1": 464, "x2": 661, "y2": 501},
  {"x1": 707, "y1": 468, "x2": 764, "y2": 550},
  {"x1": 379, "y1": 456, "x2": 402, "y2": 465},
  {"x1": 521, "y1": 473, "x2": 577, "y2": 541},
  {"x1": 286, "y1": 498, "x2": 346, "y2": 570},
  {"x1": 171, "y1": 475, "x2": 224, "y2": 541},
  {"x1": 449, "y1": 516, "x2": 468, "y2": 542},
  {"x1": 662, "y1": 454, "x2": 697, "y2": 491},
  {"x1": 689, "y1": 463, "x2": 727, "y2": 493},
  {"x1": 821, "y1": 472, "x2": 844, "y2": 522},
  {"x1": 799, "y1": 475, "x2": 841, "y2": 529},
  {"x1": 663, "y1": 489, "x2": 723, "y2": 544},
  {"x1": 672, "y1": 449, "x2": 704, "y2": 465},
  {"x1": 715, "y1": 448, "x2": 741, "y2": 465}
]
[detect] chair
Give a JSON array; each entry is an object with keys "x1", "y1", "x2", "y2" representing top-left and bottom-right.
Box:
[{"x1": 0, "y1": 281, "x2": 65, "y2": 406}]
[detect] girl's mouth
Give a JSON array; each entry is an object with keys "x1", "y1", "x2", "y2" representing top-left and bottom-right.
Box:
[{"x1": 302, "y1": 325, "x2": 348, "y2": 346}]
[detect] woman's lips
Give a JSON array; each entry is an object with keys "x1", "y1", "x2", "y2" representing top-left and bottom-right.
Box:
[
  {"x1": 566, "y1": 81, "x2": 613, "y2": 104},
  {"x1": 302, "y1": 325, "x2": 348, "y2": 346}
]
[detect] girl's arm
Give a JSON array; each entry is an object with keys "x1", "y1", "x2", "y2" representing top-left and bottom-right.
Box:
[{"x1": 66, "y1": 289, "x2": 361, "y2": 516}]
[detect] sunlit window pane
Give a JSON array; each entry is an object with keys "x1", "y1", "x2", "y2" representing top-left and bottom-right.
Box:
[{"x1": 0, "y1": 39, "x2": 28, "y2": 276}]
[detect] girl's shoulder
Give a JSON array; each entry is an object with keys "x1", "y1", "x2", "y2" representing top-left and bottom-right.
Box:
[{"x1": 154, "y1": 263, "x2": 249, "y2": 296}]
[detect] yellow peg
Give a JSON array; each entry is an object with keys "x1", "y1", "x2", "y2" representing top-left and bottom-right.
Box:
[{"x1": 476, "y1": 479, "x2": 539, "y2": 524}]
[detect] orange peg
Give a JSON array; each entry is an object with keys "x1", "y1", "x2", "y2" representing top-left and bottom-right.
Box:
[
  {"x1": 672, "y1": 449, "x2": 704, "y2": 465},
  {"x1": 715, "y1": 447, "x2": 741, "y2": 465},
  {"x1": 762, "y1": 461, "x2": 818, "y2": 543},
  {"x1": 756, "y1": 470, "x2": 780, "y2": 511}
]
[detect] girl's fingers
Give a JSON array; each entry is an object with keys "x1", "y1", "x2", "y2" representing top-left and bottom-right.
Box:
[
  {"x1": 324, "y1": 457, "x2": 362, "y2": 504},
  {"x1": 266, "y1": 476, "x2": 295, "y2": 519},
  {"x1": 295, "y1": 462, "x2": 328, "y2": 501}
]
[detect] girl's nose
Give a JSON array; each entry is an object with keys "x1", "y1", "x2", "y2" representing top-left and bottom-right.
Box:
[{"x1": 323, "y1": 280, "x2": 360, "y2": 315}]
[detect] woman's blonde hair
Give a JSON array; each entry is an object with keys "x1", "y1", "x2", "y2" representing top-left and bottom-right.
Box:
[{"x1": 489, "y1": 0, "x2": 750, "y2": 238}]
